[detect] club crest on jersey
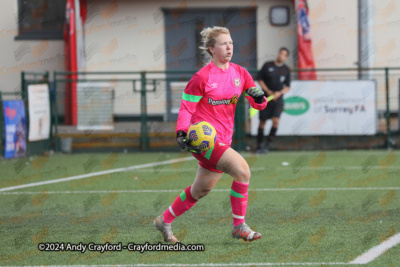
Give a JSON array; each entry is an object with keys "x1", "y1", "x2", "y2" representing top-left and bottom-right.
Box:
[
  {"x1": 208, "y1": 94, "x2": 238, "y2": 105},
  {"x1": 233, "y1": 78, "x2": 241, "y2": 87}
]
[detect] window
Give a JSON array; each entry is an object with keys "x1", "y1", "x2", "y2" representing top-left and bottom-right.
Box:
[
  {"x1": 15, "y1": 0, "x2": 67, "y2": 40},
  {"x1": 269, "y1": 6, "x2": 290, "y2": 26}
]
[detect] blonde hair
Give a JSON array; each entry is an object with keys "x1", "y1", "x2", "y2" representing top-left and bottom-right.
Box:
[{"x1": 199, "y1": 26, "x2": 230, "y2": 63}]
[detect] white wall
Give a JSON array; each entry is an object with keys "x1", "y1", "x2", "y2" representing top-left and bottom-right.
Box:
[
  {"x1": 373, "y1": 0, "x2": 400, "y2": 111},
  {"x1": 0, "y1": 1, "x2": 65, "y2": 97},
  {"x1": 308, "y1": 0, "x2": 358, "y2": 69}
]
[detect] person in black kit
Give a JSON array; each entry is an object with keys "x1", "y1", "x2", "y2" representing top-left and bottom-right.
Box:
[{"x1": 256, "y1": 47, "x2": 291, "y2": 154}]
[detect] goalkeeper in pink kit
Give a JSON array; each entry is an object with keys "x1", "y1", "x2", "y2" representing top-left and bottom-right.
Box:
[{"x1": 154, "y1": 26, "x2": 268, "y2": 242}]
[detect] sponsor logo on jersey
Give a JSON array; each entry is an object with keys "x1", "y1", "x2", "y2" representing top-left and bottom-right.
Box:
[
  {"x1": 208, "y1": 94, "x2": 238, "y2": 105},
  {"x1": 233, "y1": 78, "x2": 241, "y2": 87}
]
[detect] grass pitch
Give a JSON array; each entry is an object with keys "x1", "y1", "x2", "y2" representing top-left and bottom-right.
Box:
[{"x1": 0, "y1": 150, "x2": 399, "y2": 266}]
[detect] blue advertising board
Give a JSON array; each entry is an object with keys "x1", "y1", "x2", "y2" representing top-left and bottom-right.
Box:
[{"x1": 3, "y1": 100, "x2": 27, "y2": 158}]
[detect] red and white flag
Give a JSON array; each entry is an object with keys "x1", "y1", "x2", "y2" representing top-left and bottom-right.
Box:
[
  {"x1": 296, "y1": 0, "x2": 316, "y2": 80},
  {"x1": 64, "y1": 0, "x2": 87, "y2": 125}
]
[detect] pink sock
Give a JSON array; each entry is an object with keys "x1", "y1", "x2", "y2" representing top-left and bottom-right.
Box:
[
  {"x1": 230, "y1": 180, "x2": 249, "y2": 226},
  {"x1": 163, "y1": 186, "x2": 197, "y2": 223}
]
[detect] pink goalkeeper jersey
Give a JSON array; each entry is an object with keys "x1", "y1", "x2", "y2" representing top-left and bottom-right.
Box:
[{"x1": 176, "y1": 61, "x2": 268, "y2": 146}]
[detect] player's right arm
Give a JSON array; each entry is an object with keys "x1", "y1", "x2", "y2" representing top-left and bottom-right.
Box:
[
  {"x1": 176, "y1": 73, "x2": 206, "y2": 153},
  {"x1": 176, "y1": 73, "x2": 205, "y2": 133}
]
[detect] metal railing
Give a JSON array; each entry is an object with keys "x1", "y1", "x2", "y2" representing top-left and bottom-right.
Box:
[{"x1": 17, "y1": 67, "x2": 400, "y2": 153}]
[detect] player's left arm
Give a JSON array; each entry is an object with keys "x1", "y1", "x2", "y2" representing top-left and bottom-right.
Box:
[{"x1": 241, "y1": 67, "x2": 268, "y2": 110}]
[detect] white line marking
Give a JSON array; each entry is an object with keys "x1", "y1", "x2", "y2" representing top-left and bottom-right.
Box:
[
  {"x1": 12, "y1": 263, "x2": 352, "y2": 267},
  {"x1": 0, "y1": 157, "x2": 195, "y2": 192},
  {"x1": 131, "y1": 166, "x2": 400, "y2": 172},
  {"x1": 1, "y1": 156, "x2": 399, "y2": 193},
  {"x1": 0, "y1": 187, "x2": 399, "y2": 195},
  {"x1": 350, "y1": 232, "x2": 400, "y2": 264},
  {"x1": 247, "y1": 187, "x2": 400, "y2": 191}
]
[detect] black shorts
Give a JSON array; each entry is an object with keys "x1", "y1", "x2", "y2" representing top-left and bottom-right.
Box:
[{"x1": 259, "y1": 98, "x2": 284, "y2": 121}]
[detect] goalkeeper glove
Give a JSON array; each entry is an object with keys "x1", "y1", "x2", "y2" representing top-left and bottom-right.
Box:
[
  {"x1": 246, "y1": 87, "x2": 265, "y2": 104},
  {"x1": 176, "y1": 131, "x2": 202, "y2": 154}
]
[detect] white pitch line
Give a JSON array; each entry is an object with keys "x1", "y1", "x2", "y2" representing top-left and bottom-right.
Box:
[
  {"x1": 350, "y1": 232, "x2": 400, "y2": 264},
  {"x1": 1, "y1": 156, "x2": 399, "y2": 193},
  {"x1": 13, "y1": 263, "x2": 352, "y2": 267},
  {"x1": 0, "y1": 157, "x2": 195, "y2": 192},
  {"x1": 131, "y1": 166, "x2": 400, "y2": 172},
  {"x1": 0, "y1": 187, "x2": 399, "y2": 195}
]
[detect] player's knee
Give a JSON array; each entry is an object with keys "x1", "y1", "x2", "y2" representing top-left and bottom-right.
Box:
[
  {"x1": 193, "y1": 188, "x2": 211, "y2": 200},
  {"x1": 234, "y1": 167, "x2": 251, "y2": 183}
]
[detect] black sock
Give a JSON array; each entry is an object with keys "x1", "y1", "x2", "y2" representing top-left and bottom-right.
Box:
[
  {"x1": 267, "y1": 127, "x2": 277, "y2": 143},
  {"x1": 257, "y1": 128, "x2": 264, "y2": 149}
]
